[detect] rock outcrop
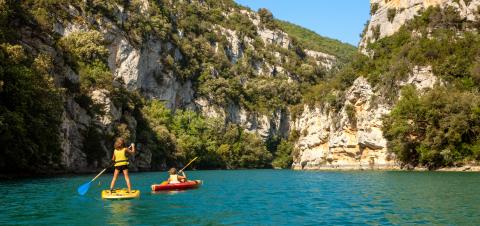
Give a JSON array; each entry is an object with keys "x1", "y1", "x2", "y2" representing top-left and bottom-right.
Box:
[
  {"x1": 292, "y1": 66, "x2": 438, "y2": 170},
  {"x1": 292, "y1": 0, "x2": 480, "y2": 170},
  {"x1": 292, "y1": 77, "x2": 395, "y2": 170},
  {"x1": 359, "y1": 0, "x2": 480, "y2": 51}
]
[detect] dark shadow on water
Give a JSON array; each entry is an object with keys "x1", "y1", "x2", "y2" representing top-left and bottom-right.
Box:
[{"x1": 151, "y1": 190, "x2": 187, "y2": 195}]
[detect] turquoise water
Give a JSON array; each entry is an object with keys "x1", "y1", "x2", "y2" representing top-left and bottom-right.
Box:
[{"x1": 1, "y1": 170, "x2": 480, "y2": 225}]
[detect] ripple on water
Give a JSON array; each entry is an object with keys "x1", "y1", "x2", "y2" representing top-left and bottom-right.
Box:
[{"x1": 1, "y1": 170, "x2": 480, "y2": 225}]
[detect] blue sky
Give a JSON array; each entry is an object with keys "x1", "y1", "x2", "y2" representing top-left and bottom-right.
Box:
[{"x1": 234, "y1": 0, "x2": 370, "y2": 46}]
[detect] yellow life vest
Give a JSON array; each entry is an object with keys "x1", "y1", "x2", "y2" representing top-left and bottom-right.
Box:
[
  {"x1": 114, "y1": 148, "x2": 129, "y2": 166},
  {"x1": 169, "y1": 175, "x2": 180, "y2": 184}
]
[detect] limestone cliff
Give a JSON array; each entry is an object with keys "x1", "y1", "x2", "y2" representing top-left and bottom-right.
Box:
[
  {"x1": 359, "y1": 0, "x2": 480, "y2": 51},
  {"x1": 292, "y1": 67, "x2": 437, "y2": 170},
  {"x1": 17, "y1": 0, "x2": 344, "y2": 172},
  {"x1": 291, "y1": 0, "x2": 479, "y2": 170}
]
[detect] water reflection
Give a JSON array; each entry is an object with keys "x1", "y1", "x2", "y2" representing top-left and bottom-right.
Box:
[
  {"x1": 106, "y1": 201, "x2": 132, "y2": 226},
  {"x1": 151, "y1": 190, "x2": 186, "y2": 195}
]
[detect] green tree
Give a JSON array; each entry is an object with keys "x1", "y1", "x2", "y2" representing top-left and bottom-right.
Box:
[
  {"x1": 0, "y1": 44, "x2": 63, "y2": 173},
  {"x1": 383, "y1": 86, "x2": 480, "y2": 169},
  {"x1": 272, "y1": 140, "x2": 294, "y2": 169},
  {"x1": 258, "y1": 8, "x2": 276, "y2": 29},
  {"x1": 59, "y1": 31, "x2": 108, "y2": 63}
]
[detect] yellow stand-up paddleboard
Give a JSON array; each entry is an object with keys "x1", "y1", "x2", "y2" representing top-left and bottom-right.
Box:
[{"x1": 101, "y1": 189, "x2": 140, "y2": 200}]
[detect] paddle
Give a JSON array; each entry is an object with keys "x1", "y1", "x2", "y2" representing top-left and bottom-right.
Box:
[
  {"x1": 179, "y1": 157, "x2": 198, "y2": 173},
  {"x1": 77, "y1": 163, "x2": 113, "y2": 195}
]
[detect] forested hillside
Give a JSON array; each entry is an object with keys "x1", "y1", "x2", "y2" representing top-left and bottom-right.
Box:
[
  {"x1": 277, "y1": 20, "x2": 356, "y2": 63},
  {"x1": 3, "y1": 0, "x2": 478, "y2": 175},
  {"x1": 293, "y1": 2, "x2": 480, "y2": 170},
  {"x1": 376, "y1": 6, "x2": 480, "y2": 169},
  {"x1": 0, "y1": 0, "x2": 356, "y2": 174}
]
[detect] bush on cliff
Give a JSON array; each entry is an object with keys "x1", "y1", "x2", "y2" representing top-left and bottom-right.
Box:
[
  {"x1": 383, "y1": 86, "x2": 480, "y2": 169},
  {"x1": 0, "y1": 44, "x2": 63, "y2": 173}
]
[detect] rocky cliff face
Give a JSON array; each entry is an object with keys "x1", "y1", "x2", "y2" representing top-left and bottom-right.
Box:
[
  {"x1": 359, "y1": 0, "x2": 480, "y2": 51},
  {"x1": 292, "y1": 67, "x2": 437, "y2": 170},
  {"x1": 14, "y1": 0, "x2": 479, "y2": 173},
  {"x1": 290, "y1": 0, "x2": 466, "y2": 170},
  {"x1": 47, "y1": 1, "x2": 453, "y2": 171},
  {"x1": 38, "y1": 1, "x2": 339, "y2": 172},
  {"x1": 52, "y1": 6, "x2": 175, "y2": 172}
]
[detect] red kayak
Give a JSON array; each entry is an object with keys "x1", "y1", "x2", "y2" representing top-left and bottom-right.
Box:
[{"x1": 151, "y1": 180, "x2": 202, "y2": 191}]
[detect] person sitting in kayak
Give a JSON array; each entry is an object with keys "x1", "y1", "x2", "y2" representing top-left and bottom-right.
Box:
[
  {"x1": 167, "y1": 168, "x2": 187, "y2": 184},
  {"x1": 109, "y1": 138, "x2": 135, "y2": 193}
]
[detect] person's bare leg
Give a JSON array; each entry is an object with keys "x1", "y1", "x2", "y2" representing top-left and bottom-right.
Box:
[
  {"x1": 124, "y1": 169, "x2": 132, "y2": 192},
  {"x1": 110, "y1": 169, "x2": 119, "y2": 191}
]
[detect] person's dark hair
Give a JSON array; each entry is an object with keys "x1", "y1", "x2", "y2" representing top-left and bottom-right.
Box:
[
  {"x1": 168, "y1": 168, "x2": 177, "y2": 175},
  {"x1": 114, "y1": 138, "x2": 125, "y2": 150}
]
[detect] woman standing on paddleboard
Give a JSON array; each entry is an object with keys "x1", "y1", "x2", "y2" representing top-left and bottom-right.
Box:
[{"x1": 109, "y1": 138, "x2": 135, "y2": 193}]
